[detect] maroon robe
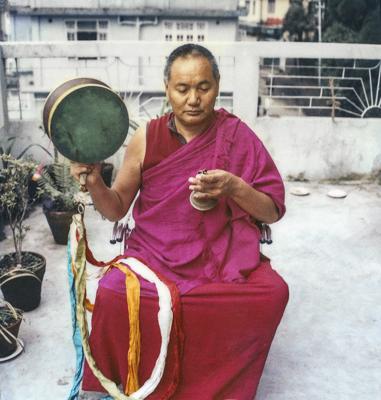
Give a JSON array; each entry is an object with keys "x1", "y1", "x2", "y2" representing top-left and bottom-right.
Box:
[{"x1": 82, "y1": 109, "x2": 289, "y2": 399}]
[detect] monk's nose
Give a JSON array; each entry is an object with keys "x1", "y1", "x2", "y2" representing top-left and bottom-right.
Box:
[{"x1": 188, "y1": 90, "x2": 200, "y2": 106}]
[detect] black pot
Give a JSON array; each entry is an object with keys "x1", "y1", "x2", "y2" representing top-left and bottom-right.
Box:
[
  {"x1": 44, "y1": 209, "x2": 76, "y2": 245},
  {"x1": 0, "y1": 315, "x2": 22, "y2": 358},
  {"x1": 101, "y1": 162, "x2": 114, "y2": 187},
  {"x1": 0, "y1": 252, "x2": 46, "y2": 312},
  {"x1": 0, "y1": 211, "x2": 6, "y2": 242}
]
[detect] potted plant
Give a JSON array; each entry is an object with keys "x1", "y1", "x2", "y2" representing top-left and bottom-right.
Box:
[
  {"x1": 37, "y1": 162, "x2": 80, "y2": 245},
  {"x1": 0, "y1": 155, "x2": 46, "y2": 312},
  {"x1": 0, "y1": 136, "x2": 52, "y2": 241},
  {"x1": 0, "y1": 300, "x2": 23, "y2": 360}
]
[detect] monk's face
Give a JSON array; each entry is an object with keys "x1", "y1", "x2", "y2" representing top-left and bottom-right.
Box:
[{"x1": 165, "y1": 55, "x2": 219, "y2": 129}]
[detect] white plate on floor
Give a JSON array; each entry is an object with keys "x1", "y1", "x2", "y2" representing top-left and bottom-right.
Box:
[
  {"x1": 327, "y1": 189, "x2": 348, "y2": 199},
  {"x1": 0, "y1": 339, "x2": 24, "y2": 363},
  {"x1": 289, "y1": 187, "x2": 310, "y2": 196}
]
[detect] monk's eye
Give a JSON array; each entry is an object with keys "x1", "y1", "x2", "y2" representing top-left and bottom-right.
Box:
[
  {"x1": 199, "y1": 85, "x2": 210, "y2": 93},
  {"x1": 176, "y1": 87, "x2": 188, "y2": 94}
]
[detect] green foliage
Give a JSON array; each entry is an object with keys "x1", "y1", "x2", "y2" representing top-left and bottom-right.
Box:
[
  {"x1": 323, "y1": 22, "x2": 358, "y2": 43},
  {"x1": 324, "y1": 0, "x2": 381, "y2": 44},
  {"x1": 37, "y1": 163, "x2": 80, "y2": 212},
  {"x1": 336, "y1": 0, "x2": 367, "y2": 30},
  {"x1": 0, "y1": 301, "x2": 22, "y2": 327},
  {"x1": 358, "y1": 11, "x2": 381, "y2": 44},
  {"x1": 0, "y1": 155, "x2": 37, "y2": 265},
  {"x1": 283, "y1": 0, "x2": 317, "y2": 41}
]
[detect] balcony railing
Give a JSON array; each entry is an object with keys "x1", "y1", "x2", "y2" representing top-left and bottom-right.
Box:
[
  {"x1": 1, "y1": 41, "x2": 380, "y2": 129},
  {"x1": 1, "y1": 41, "x2": 381, "y2": 181}
]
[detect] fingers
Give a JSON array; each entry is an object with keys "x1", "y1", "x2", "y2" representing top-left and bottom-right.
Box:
[
  {"x1": 189, "y1": 172, "x2": 223, "y2": 190},
  {"x1": 192, "y1": 191, "x2": 212, "y2": 200},
  {"x1": 188, "y1": 169, "x2": 233, "y2": 199},
  {"x1": 70, "y1": 162, "x2": 90, "y2": 180},
  {"x1": 70, "y1": 162, "x2": 100, "y2": 183}
]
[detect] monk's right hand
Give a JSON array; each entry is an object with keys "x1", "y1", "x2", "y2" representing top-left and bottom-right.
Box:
[{"x1": 70, "y1": 162, "x2": 102, "y2": 190}]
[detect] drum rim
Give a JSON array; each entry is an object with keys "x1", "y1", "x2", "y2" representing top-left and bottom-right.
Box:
[
  {"x1": 47, "y1": 83, "x2": 126, "y2": 138},
  {"x1": 43, "y1": 77, "x2": 129, "y2": 163},
  {"x1": 42, "y1": 77, "x2": 111, "y2": 134}
]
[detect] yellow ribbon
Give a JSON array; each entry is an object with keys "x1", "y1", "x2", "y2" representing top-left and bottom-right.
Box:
[
  {"x1": 71, "y1": 214, "x2": 138, "y2": 400},
  {"x1": 113, "y1": 263, "x2": 141, "y2": 395}
]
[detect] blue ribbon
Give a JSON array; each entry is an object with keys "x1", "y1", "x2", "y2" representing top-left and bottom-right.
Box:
[{"x1": 67, "y1": 240, "x2": 85, "y2": 400}]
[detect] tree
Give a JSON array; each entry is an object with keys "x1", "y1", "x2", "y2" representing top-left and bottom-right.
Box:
[
  {"x1": 323, "y1": 0, "x2": 381, "y2": 44},
  {"x1": 283, "y1": 0, "x2": 317, "y2": 41},
  {"x1": 0, "y1": 156, "x2": 36, "y2": 265}
]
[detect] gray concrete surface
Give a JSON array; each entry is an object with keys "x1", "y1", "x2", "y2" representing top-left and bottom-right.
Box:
[{"x1": 0, "y1": 182, "x2": 380, "y2": 400}]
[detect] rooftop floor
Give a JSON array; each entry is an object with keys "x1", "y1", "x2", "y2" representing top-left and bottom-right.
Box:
[{"x1": 0, "y1": 182, "x2": 380, "y2": 400}]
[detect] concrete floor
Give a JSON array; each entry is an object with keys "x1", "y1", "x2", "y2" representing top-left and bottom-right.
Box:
[{"x1": 0, "y1": 182, "x2": 380, "y2": 400}]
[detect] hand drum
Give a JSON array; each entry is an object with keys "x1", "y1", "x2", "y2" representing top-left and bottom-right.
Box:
[{"x1": 43, "y1": 77, "x2": 129, "y2": 164}]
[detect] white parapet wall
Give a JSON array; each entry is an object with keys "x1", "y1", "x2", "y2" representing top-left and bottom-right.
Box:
[
  {"x1": 7, "y1": 115, "x2": 381, "y2": 181},
  {"x1": 1, "y1": 41, "x2": 381, "y2": 181},
  {"x1": 254, "y1": 116, "x2": 381, "y2": 180}
]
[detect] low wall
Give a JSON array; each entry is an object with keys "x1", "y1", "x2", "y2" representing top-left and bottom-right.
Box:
[
  {"x1": 6, "y1": 116, "x2": 381, "y2": 181},
  {"x1": 254, "y1": 116, "x2": 381, "y2": 181}
]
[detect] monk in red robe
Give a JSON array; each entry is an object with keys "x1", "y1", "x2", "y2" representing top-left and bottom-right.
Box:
[{"x1": 71, "y1": 44, "x2": 288, "y2": 399}]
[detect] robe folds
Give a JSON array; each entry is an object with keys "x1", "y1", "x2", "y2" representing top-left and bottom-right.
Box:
[{"x1": 82, "y1": 108, "x2": 289, "y2": 399}]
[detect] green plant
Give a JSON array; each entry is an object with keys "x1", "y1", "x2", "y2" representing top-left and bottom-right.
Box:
[
  {"x1": 37, "y1": 162, "x2": 80, "y2": 212},
  {"x1": 0, "y1": 155, "x2": 37, "y2": 266}
]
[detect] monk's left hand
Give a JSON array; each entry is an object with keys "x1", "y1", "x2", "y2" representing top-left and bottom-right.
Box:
[{"x1": 188, "y1": 169, "x2": 238, "y2": 200}]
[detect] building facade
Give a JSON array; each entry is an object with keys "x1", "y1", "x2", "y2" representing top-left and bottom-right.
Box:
[
  {"x1": 9, "y1": 0, "x2": 241, "y2": 42},
  {"x1": 240, "y1": 0, "x2": 310, "y2": 39},
  {"x1": 6, "y1": 0, "x2": 241, "y2": 119}
]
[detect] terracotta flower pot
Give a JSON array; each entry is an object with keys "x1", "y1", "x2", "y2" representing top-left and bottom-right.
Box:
[
  {"x1": 44, "y1": 209, "x2": 76, "y2": 245},
  {"x1": 0, "y1": 252, "x2": 46, "y2": 312}
]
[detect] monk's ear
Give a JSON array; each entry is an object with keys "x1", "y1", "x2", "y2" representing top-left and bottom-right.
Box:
[
  {"x1": 215, "y1": 77, "x2": 220, "y2": 95},
  {"x1": 164, "y1": 80, "x2": 169, "y2": 97}
]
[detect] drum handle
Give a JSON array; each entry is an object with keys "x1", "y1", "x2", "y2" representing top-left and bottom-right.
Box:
[{"x1": 79, "y1": 173, "x2": 87, "y2": 192}]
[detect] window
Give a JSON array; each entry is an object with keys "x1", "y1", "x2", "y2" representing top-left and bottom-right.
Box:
[
  {"x1": 77, "y1": 21, "x2": 96, "y2": 30},
  {"x1": 177, "y1": 22, "x2": 193, "y2": 30},
  {"x1": 164, "y1": 20, "x2": 207, "y2": 42},
  {"x1": 65, "y1": 19, "x2": 108, "y2": 41},
  {"x1": 77, "y1": 31, "x2": 97, "y2": 40},
  {"x1": 34, "y1": 92, "x2": 49, "y2": 101},
  {"x1": 268, "y1": 0, "x2": 276, "y2": 14},
  {"x1": 98, "y1": 20, "x2": 108, "y2": 29},
  {"x1": 65, "y1": 21, "x2": 75, "y2": 29}
]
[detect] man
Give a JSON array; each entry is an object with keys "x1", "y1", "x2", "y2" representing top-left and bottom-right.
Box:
[{"x1": 71, "y1": 44, "x2": 288, "y2": 399}]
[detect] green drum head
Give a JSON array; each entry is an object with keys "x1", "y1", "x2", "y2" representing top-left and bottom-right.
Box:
[{"x1": 50, "y1": 86, "x2": 129, "y2": 163}]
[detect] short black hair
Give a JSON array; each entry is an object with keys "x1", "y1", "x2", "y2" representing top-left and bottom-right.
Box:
[{"x1": 164, "y1": 44, "x2": 220, "y2": 82}]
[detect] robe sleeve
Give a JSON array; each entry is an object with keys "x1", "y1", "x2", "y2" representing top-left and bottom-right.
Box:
[{"x1": 251, "y1": 140, "x2": 286, "y2": 221}]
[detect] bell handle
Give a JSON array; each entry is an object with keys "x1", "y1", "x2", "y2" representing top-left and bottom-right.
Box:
[{"x1": 79, "y1": 173, "x2": 87, "y2": 192}]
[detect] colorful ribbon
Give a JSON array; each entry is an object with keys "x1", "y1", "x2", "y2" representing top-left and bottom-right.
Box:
[
  {"x1": 113, "y1": 263, "x2": 141, "y2": 395},
  {"x1": 67, "y1": 240, "x2": 85, "y2": 400},
  {"x1": 68, "y1": 213, "x2": 181, "y2": 399}
]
